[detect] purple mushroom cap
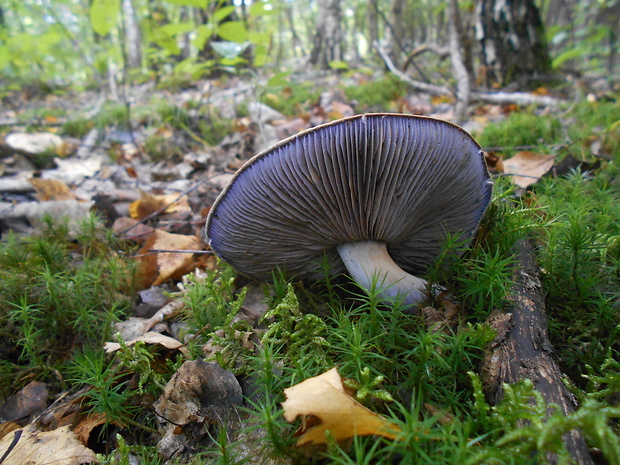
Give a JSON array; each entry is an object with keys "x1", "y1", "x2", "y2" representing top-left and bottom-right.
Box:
[{"x1": 206, "y1": 113, "x2": 492, "y2": 282}]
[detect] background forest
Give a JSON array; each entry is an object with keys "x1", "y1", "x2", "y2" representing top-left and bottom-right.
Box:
[{"x1": 0, "y1": 1, "x2": 619, "y2": 465}]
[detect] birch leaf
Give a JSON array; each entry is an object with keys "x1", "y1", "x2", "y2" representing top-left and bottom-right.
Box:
[{"x1": 281, "y1": 367, "x2": 402, "y2": 446}]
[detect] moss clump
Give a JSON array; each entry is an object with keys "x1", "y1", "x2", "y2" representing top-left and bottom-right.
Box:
[
  {"x1": 342, "y1": 73, "x2": 407, "y2": 111},
  {"x1": 477, "y1": 111, "x2": 563, "y2": 148},
  {"x1": 0, "y1": 214, "x2": 135, "y2": 397}
]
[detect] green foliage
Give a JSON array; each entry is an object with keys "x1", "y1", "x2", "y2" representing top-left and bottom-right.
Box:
[
  {"x1": 261, "y1": 79, "x2": 322, "y2": 116},
  {"x1": 534, "y1": 167, "x2": 620, "y2": 381},
  {"x1": 69, "y1": 347, "x2": 138, "y2": 424},
  {"x1": 342, "y1": 73, "x2": 407, "y2": 111},
  {"x1": 0, "y1": 214, "x2": 135, "y2": 397},
  {"x1": 261, "y1": 283, "x2": 330, "y2": 368},
  {"x1": 182, "y1": 266, "x2": 244, "y2": 331},
  {"x1": 476, "y1": 111, "x2": 563, "y2": 149}
]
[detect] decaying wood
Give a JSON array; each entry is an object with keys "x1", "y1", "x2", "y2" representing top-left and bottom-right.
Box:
[{"x1": 481, "y1": 238, "x2": 593, "y2": 465}]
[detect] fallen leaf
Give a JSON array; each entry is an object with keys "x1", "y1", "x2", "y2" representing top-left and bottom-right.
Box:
[
  {"x1": 502, "y1": 151, "x2": 555, "y2": 188},
  {"x1": 129, "y1": 192, "x2": 191, "y2": 221},
  {"x1": 137, "y1": 230, "x2": 202, "y2": 287},
  {"x1": 0, "y1": 381, "x2": 48, "y2": 424},
  {"x1": 0, "y1": 425, "x2": 97, "y2": 465},
  {"x1": 30, "y1": 178, "x2": 75, "y2": 201},
  {"x1": 281, "y1": 367, "x2": 402, "y2": 446},
  {"x1": 104, "y1": 331, "x2": 187, "y2": 356}
]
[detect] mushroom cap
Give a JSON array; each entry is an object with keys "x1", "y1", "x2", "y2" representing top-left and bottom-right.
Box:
[{"x1": 206, "y1": 113, "x2": 493, "y2": 281}]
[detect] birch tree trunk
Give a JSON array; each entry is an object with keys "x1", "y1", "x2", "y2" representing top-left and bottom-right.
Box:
[
  {"x1": 310, "y1": 0, "x2": 344, "y2": 68},
  {"x1": 121, "y1": 0, "x2": 142, "y2": 69},
  {"x1": 475, "y1": 0, "x2": 551, "y2": 86}
]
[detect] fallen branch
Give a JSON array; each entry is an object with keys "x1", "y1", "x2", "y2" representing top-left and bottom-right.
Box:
[
  {"x1": 376, "y1": 43, "x2": 564, "y2": 108},
  {"x1": 482, "y1": 238, "x2": 593, "y2": 465}
]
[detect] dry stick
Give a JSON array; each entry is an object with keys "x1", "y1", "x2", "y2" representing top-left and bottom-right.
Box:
[
  {"x1": 482, "y1": 238, "x2": 594, "y2": 465},
  {"x1": 376, "y1": 43, "x2": 564, "y2": 108}
]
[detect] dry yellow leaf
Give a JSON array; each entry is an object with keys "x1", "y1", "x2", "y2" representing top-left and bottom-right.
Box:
[
  {"x1": 30, "y1": 178, "x2": 75, "y2": 201},
  {"x1": 281, "y1": 367, "x2": 402, "y2": 446},
  {"x1": 138, "y1": 230, "x2": 202, "y2": 287},
  {"x1": 129, "y1": 192, "x2": 190, "y2": 220},
  {"x1": 0, "y1": 425, "x2": 97, "y2": 465},
  {"x1": 502, "y1": 151, "x2": 555, "y2": 188}
]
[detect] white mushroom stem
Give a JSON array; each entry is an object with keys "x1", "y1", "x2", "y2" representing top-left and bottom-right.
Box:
[{"x1": 337, "y1": 241, "x2": 428, "y2": 309}]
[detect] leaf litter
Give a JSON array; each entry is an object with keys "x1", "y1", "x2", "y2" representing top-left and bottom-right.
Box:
[{"x1": 0, "y1": 73, "x2": 597, "y2": 461}]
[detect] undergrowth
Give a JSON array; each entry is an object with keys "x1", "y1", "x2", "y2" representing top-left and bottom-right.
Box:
[
  {"x1": 0, "y1": 213, "x2": 136, "y2": 398},
  {"x1": 2, "y1": 100, "x2": 619, "y2": 464}
]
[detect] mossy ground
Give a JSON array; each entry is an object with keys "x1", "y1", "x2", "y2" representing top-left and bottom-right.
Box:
[{"x1": 2, "y1": 98, "x2": 619, "y2": 464}]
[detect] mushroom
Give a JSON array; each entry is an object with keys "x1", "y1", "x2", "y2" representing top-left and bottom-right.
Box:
[{"x1": 206, "y1": 114, "x2": 492, "y2": 312}]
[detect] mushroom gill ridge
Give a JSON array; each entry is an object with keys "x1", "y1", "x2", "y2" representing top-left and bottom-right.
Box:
[{"x1": 206, "y1": 114, "x2": 492, "y2": 281}]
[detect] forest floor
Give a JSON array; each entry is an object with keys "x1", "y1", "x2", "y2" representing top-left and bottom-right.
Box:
[{"x1": 0, "y1": 70, "x2": 619, "y2": 465}]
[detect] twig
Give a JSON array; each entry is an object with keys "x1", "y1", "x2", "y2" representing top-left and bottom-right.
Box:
[
  {"x1": 377, "y1": 42, "x2": 565, "y2": 108},
  {"x1": 374, "y1": 42, "x2": 454, "y2": 96}
]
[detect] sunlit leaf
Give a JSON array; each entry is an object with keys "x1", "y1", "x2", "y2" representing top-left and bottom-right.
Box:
[
  {"x1": 250, "y1": 1, "x2": 277, "y2": 16},
  {"x1": 214, "y1": 5, "x2": 236, "y2": 23},
  {"x1": 162, "y1": 0, "x2": 207, "y2": 7},
  {"x1": 160, "y1": 22, "x2": 195, "y2": 37},
  {"x1": 217, "y1": 21, "x2": 249, "y2": 43},
  {"x1": 90, "y1": 0, "x2": 120, "y2": 36},
  {"x1": 552, "y1": 47, "x2": 585, "y2": 68},
  {"x1": 193, "y1": 24, "x2": 215, "y2": 50},
  {"x1": 282, "y1": 368, "x2": 402, "y2": 445}
]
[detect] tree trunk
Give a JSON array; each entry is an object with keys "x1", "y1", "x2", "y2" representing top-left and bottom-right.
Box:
[
  {"x1": 475, "y1": 0, "x2": 551, "y2": 86},
  {"x1": 481, "y1": 239, "x2": 594, "y2": 465},
  {"x1": 383, "y1": 0, "x2": 405, "y2": 68},
  {"x1": 310, "y1": 0, "x2": 344, "y2": 68},
  {"x1": 121, "y1": 0, "x2": 142, "y2": 69}
]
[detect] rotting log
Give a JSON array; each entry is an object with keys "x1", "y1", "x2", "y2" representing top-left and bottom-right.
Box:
[{"x1": 481, "y1": 238, "x2": 593, "y2": 465}]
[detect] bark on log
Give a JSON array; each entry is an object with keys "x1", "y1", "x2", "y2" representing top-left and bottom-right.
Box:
[{"x1": 481, "y1": 238, "x2": 593, "y2": 465}]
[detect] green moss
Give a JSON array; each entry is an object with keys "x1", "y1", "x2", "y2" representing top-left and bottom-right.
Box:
[
  {"x1": 476, "y1": 111, "x2": 563, "y2": 149},
  {"x1": 0, "y1": 214, "x2": 136, "y2": 397},
  {"x1": 342, "y1": 73, "x2": 407, "y2": 111}
]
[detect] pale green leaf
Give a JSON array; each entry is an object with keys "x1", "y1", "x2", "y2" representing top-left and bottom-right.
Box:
[
  {"x1": 552, "y1": 47, "x2": 585, "y2": 68},
  {"x1": 162, "y1": 0, "x2": 207, "y2": 7},
  {"x1": 192, "y1": 24, "x2": 215, "y2": 50},
  {"x1": 214, "y1": 5, "x2": 236, "y2": 23},
  {"x1": 90, "y1": 0, "x2": 120, "y2": 36},
  {"x1": 249, "y1": 1, "x2": 277, "y2": 17},
  {"x1": 160, "y1": 22, "x2": 195, "y2": 37},
  {"x1": 217, "y1": 21, "x2": 249, "y2": 43},
  {"x1": 267, "y1": 71, "x2": 291, "y2": 87}
]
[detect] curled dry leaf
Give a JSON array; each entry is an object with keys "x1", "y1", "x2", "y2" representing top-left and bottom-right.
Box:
[
  {"x1": 129, "y1": 192, "x2": 191, "y2": 221},
  {"x1": 281, "y1": 367, "x2": 402, "y2": 446},
  {"x1": 137, "y1": 230, "x2": 202, "y2": 287},
  {"x1": 502, "y1": 151, "x2": 555, "y2": 188},
  {"x1": 0, "y1": 425, "x2": 97, "y2": 465}
]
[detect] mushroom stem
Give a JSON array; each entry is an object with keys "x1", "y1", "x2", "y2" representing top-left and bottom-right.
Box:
[{"x1": 336, "y1": 241, "x2": 428, "y2": 310}]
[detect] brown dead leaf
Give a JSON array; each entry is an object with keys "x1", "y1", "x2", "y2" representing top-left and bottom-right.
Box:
[
  {"x1": 0, "y1": 381, "x2": 48, "y2": 425},
  {"x1": 501, "y1": 151, "x2": 555, "y2": 188},
  {"x1": 281, "y1": 367, "x2": 402, "y2": 446},
  {"x1": 104, "y1": 331, "x2": 187, "y2": 356},
  {"x1": 137, "y1": 230, "x2": 202, "y2": 287},
  {"x1": 129, "y1": 192, "x2": 190, "y2": 221},
  {"x1": 30, "y1": 178, "x2": 75, "y2": 201},
  {"x1": 0, "y1": 425, "x2": 97, "y2": 465},
  {"x1": 112, "y1": 217, "x2": 154, "y2": 243}
]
